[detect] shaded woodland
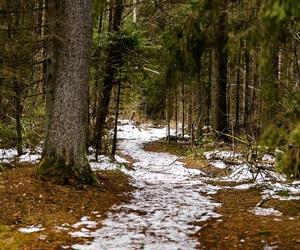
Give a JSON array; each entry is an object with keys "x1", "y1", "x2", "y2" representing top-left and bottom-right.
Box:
[
  {"x1": 1, "y1": 1, "x2": 300, "y2": 249},
  {"x1": 0, "y1": 0, "x2": 300, "y2": 180}
]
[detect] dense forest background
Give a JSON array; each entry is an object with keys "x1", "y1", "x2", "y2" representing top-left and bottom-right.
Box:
[{"x1": 1, "y1": 0, "x2": 300, "y2": 179}]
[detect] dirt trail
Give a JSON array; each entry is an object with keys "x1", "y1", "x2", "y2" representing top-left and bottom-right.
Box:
[{"x1": 73, "y1": 122, "x2": 221, "y2": 249}]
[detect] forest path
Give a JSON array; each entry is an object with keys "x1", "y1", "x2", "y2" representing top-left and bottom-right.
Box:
[{"x1": 73, "y1": 121, "x2": 221, "y2": 249}]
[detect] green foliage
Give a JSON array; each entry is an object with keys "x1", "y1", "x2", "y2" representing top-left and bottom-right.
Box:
[
  {"x1": 263, "y1": 0, "x2": 300, "y2": 23},
  {"x1": 118, "y1": 28, "x2": 140, "y2": 51},
  {"x1": 260, "y1": 125, "x2": 287, "y2": 151},
  {"x1": 0, "y1": 123, "x2": 15, "y2": 148},
  {"x1": 164, "y1": 4, "x2": 204, "y2": 85},
  {"x1": 92, "y1": 0, "x2": 104, "y2": 22},
  {"x1": 142, "y1": 80, "x2": 166, "y2": 119},
  {"x1": 278, "y1": 123, "x2": 300, "y2": 179}
]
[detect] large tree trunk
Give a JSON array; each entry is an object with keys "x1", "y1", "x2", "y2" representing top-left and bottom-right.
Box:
[{"x1": 39, "y1": 0, "x2": 96, "y2": 185}]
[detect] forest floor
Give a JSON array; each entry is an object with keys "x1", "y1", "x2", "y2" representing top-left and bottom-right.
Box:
[
  {"x1": 1, "y1": 121, "x2": 300, "y2": 249},
  {"x1": 145, "y1": 140, "x2": 300, "y2": 249},
  {"x1": 0, "y1": 164, "x2": 133, "y2": 249}
]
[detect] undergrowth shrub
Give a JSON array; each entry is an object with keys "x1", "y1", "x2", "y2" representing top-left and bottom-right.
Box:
[{"x1": 278, "y1": 123, "x2": 300, "y2": 179}]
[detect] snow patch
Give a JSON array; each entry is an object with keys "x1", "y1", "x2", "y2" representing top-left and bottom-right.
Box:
[
  {"x1": 203, "y1": 150, "x2": 243, "y2": 161},
  {"x1": 249, "y1": 207, "x2": 282, "y2": 217},
  {"x1": 72, "y1": 217, "x2": 98, "y2": 229},
  {"x1": 70, "y1": 228, "x2": 93, "y2": 238},
  {"x1": 0, "y1": 148, "x2": 41, "y2": 164},
  {"x1": 234, "y1": 183, "x2": 256, "y2": 190},
  {"x1": 18, "y1": 225, "x2": 44, "y2": 233},
  {"x1": 262, "y1": 154, "x2": 276, "y2": 163},
  {"x1": 89, "y1": 155, "x2": 123, "y2": 172},
  {"x1": 211, "y1": 160, "x2": 227, "y2": 169}
]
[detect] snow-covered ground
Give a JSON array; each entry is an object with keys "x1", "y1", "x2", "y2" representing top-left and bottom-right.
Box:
[
  {"x1": 203, "y1": 149, "x2": 300, "y2": 198},
  {"x1": 3, "y1": 120, "x2": 300, "y2": 249},
  {"x1": 203, "y1": 149, "x2": 300, "y2": 217},
  {"x1": 0, "y1": 148, "x2": 42, "y2": 164},
  {"x1": 72, "y1": 121, "x2": 221, "y2": 249}
]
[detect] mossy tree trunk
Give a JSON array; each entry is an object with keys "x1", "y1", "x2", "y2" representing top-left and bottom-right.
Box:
[{"x1": 39, "y1": 0, "x2": 96, "y2": 185}]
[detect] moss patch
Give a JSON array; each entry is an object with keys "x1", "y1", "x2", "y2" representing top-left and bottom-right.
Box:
[
  {"x1": 0, "y1": 225, "x2": 36, "y2": 250},
  {"x1": 38, "y1": 156, "x2": 99, "y2": 186}
]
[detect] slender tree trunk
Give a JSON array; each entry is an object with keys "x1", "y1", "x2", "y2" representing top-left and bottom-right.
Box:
[
  {"x1": 293, "y1": 42, "x2": 300, "y2": 81},
  {"x1": 261, "y1": 44, "x2": 279, "y2": 125},
  {"x1": 133, "y1": 0, "x2": 137, "y2": 23},
  {"x1": 250, "y1": 50, "x2": 258, "y2": 122},
  {"x1": 175, "y1": 86, "x2": 178, "y2": 142},
  {"x1": 235, "y1": 45, "x2": 242, "y2": 129},
  {"x1": 39, "y1": 0, "x2": 95, "y2": 185},
  {"x1": 14, "y1": 79, "x2": 23, "y2": 156},
  {"x1": 0, "y1": 74, "x2": 2, "y2": 121},
  {"x1": 98, "y1": 4, "x2": 104, "y2": 34},
  {"x1": 195, "y1": 55, "x2": 205, "y2": 136},
  {"x1": 111, "y1": 69, "x2": 121, "y2": 158},
  {"x1": 207, "y1": 49, "x2": 212, "y2": 125},
  {"x1": 166, "y1": 81, "x2": 171, "y2": 142},
  {"x1": 243, "y1": 39, "x2": 250, "y2": 128},
  {"x1": 95, "y1": 0, "x2": 124, "y2": 159},
  {"x1": 187, "y1": 90, "x2": 193, "y2": 137},
  {"x1": 211, "y1": 0, "x2": 228, "y2": 134},
  {"x1": 181, "y1": 82, "x2": 185, "y2": 139}
]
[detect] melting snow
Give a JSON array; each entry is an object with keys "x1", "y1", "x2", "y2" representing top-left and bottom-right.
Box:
[
  {"x1": 0, "y1": 148, "x2": 41, "y2": 164},
  {"x1": 262, "y1": 154, "x2": 276, "y2": 163},
  {"x1": 261, "y1": 182, "x2": 300, "y2": 201},
  {"x1": 249, "y1": 207, "x2": 282, "y2": 217},
  {"x1": 18, "y1": 225, "x2": 44, "y2": 233},
  {"x1": 211, "y1": 160, "x2": 228, "y2": 169},
  {"x1": 72, "y1": 121, "x2": 221, "y2": 250},
  {"x1": 234, "y1": 183, "x2": 256, "y2": 190},
  {"x1": 6, "y1": 120, "x2": 300, "y2": 247},
  {"x1": 72, "y1": 217, "x2": 98, "y2": 229},
  {"x1": 203, "y1": 150, "x2": 243, "y2": 161},
  {"x1": 88, "y1": 154, "x2": 128, "y2": 172}
]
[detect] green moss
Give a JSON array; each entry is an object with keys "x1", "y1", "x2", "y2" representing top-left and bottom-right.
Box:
[
  {"x1": 0, "y1": 225, "x2": 33, "y2": 250},
  {"x1": 38, "y1": 156, "x2": 99, "y2": 186},
  {"x1": 38, "y1": 157, "x2": 71, "y2": 184}
]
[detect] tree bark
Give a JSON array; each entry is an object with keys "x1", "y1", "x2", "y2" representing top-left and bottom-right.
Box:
[
  {"x1": 166, "y1": 81, "x2": 171, "y2": 142},
  {"x1": 261, "y1": 44, "x2": 279, "y2": 125},
  {"x1": 111, "y1": 70, "x2": 121, "y2": 158},
  {"x1": 181, "y1": 81, "x2": 185, "y2": 139},
  {"x1": 243, "y1": 39, "x2": 250, "y2": 128},
  {"x1": 39, "y1": 0, "x2": 96, "y2": 185},
  {"x1": 207, "y1": 49, "x2": 212, "y2": 125},
  {"x1": 14, "y1": 79, "x2": 23, "y2": 156},
  {"x1": 235, "y1": 43, "x2": 241, "y2": 129},
  {"x1": 94, "y1": 0, "x2": 124, "y2": 158},
  {"x1": 211, "y1": 0, "x2": 228, "y2": 135}
]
